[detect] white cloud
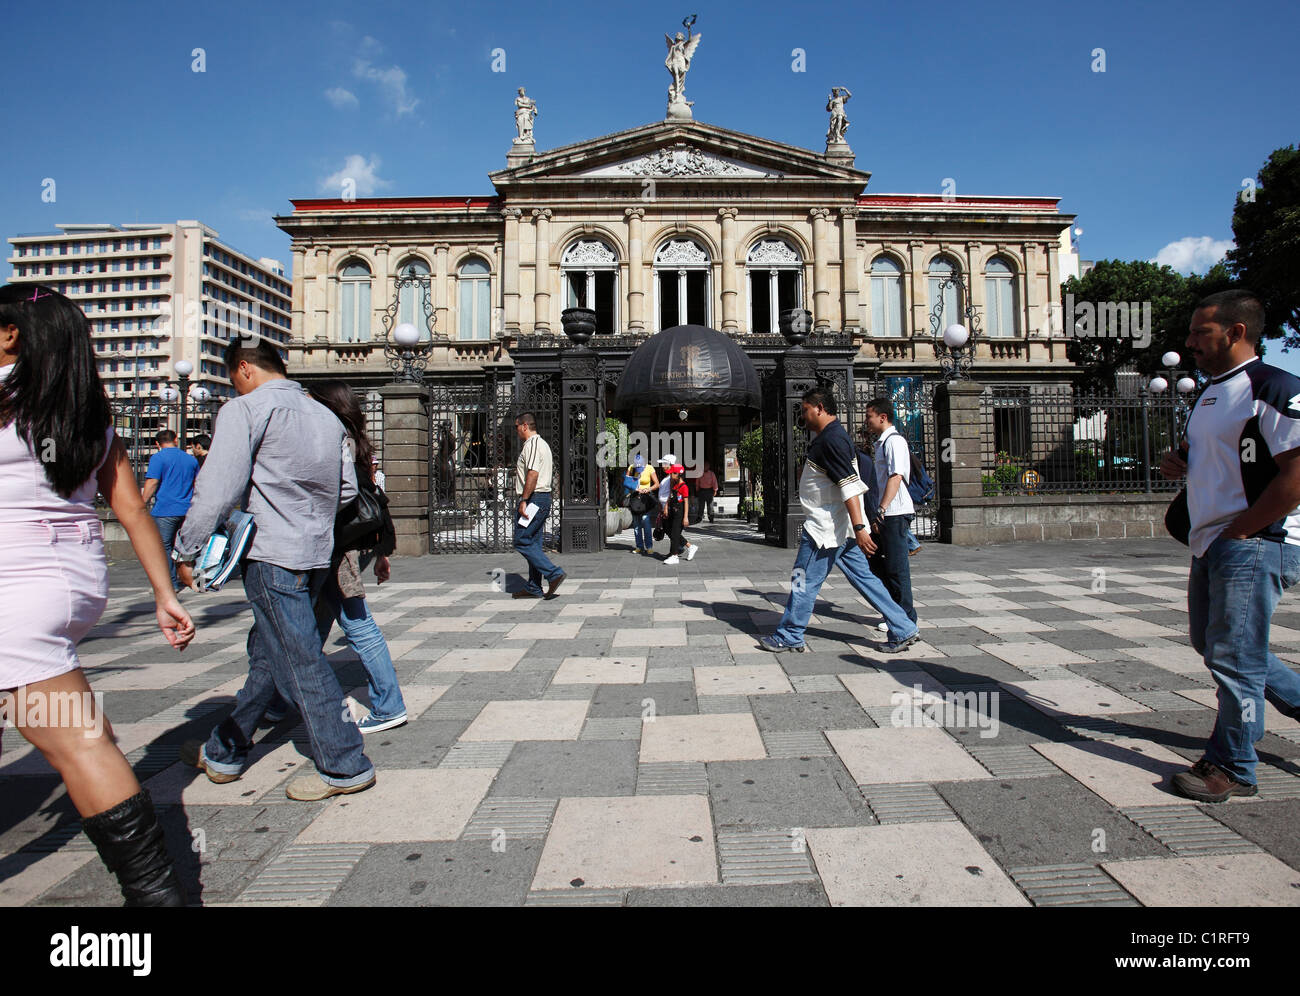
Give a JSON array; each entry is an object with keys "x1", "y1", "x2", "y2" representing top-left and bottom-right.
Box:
[
  {"x1": 352, "y1": 36, "x2": 418, "y2": 116},
  {"x1": 1151, "y1": 236, "x2": 1234, "y2": 275},
  {"x1": 318, "y1": 155, "x2": 391, "y2": 198},
  {"x1": 324, "y1": 87, "x2": 359, "y2": 110}
]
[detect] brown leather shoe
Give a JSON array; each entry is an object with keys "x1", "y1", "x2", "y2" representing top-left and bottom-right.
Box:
[
  {"x1": 545, "y1": 572, "x2": 567, "y2": 598},
  {"x1": 1171, "y1": 758, "x2": 1258, "y2": 803},
  {"x1": 512, "y1": 590, "x2": 540, "y2": 599}
]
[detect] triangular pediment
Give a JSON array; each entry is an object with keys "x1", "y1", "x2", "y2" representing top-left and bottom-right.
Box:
[{"x1": 489, "y1": 119, "x2": 868, "y2": 188}]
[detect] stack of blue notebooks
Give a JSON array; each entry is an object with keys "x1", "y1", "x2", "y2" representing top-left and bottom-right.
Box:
[{"x1": 194, "y1": 510, "x2": 256, "y2": 592}]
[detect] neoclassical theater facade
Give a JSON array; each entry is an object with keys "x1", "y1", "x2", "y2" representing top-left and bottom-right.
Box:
[
  {"x1": 276, "y1": 117, "x2": 1079, "y2": 383},
  {"x1": 274, "y1": 95, "x2": 1080, "y2": 545}
]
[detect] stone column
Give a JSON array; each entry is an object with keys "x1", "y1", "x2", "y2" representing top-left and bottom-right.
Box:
[
  {"x1": 624, "y1": 207, "x2": 645, "y2": 332},
  {"x1": 810, "y1": 208, "x2": 832, "y2": 331},
  {"x1": 374, "y1": 244, "x2": 391, "y2": 338},
  {"x1": 1022, "y1": 241, "x2": 1042, "y2": 336},
  {"x1": 290, "y1": 244, "x2": 306, "y2": 335},
  {"x1": 908, "y1": 240, "x2": 926, "y2": 336},
  {"x1": 839, "y1": 207, "x2": 860, "y2": 332},
  {"x1": 313, "y1": 247, "x2": 330, "y2": 339},
  {"x1": 433, "y1": 243, "x2": 450, "y2": 336},
  {"x1": 718, "y1": 207, "x2": 739, "y2": 332},
  {"x1": 378, "y1": 383, "x2": 430, "y2": 556},
  {"x1": 935, "y1": 379, "x2": 985, "y2": 545},
  {"x1": 532, "y1": 208, "x2": 553, "y2": 333},
  {"x1": 501, "y1": 209, "x2": 522, "y2": 334}
]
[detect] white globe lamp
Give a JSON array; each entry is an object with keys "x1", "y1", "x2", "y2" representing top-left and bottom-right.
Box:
[
  {"x1": 393, "y1": 323, "x2": 420, "y2": 348},
  {"x1": 1176, "y1": 377, "x2": 1197, "y2": 394},
  {"x1": 943, "y1": 323, "x2": 969, "y2": 349},
  {"x1": 174, "y1": 359, "x2": 194, "y2": 378},
  {"x1": 1161, "y1": 351, "x2": 1181, "y2": 369},
  {"x1": 1148, "y1": 376, "x2": 1169, "y2": 394}
]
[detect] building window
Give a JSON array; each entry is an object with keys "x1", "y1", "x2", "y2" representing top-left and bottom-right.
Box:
[
  {"x1": 339, "y1": 261, "x2": 372, "y2": 342},
  {"x1": 745, "y1": 239, "x2": 802, "y2": 333},
  {"x1": 457, "y1": 257, "x2": 491, "y2": 340},
  {"x1": 870, "y1": 256, "x2": 906, "y2": 336},
  {"x1": 561, "y1": 239, "x2": 618, "y2": 333},
  {"x1": 396, "y1": 258, "x2": 432, "y2": 338},
  {"x1": 985, "y1": 256, "x2": 1019, "y2": 337},
  {"x1": 654, "y1": 239, "x2": 710, "y2": 330},
  {"x1": 927, "y1": 255, "x2": 964, "y2": 330}
]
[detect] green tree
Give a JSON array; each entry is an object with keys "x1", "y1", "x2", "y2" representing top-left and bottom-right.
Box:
[
  {"x1": 1227, "y1": 145, "x2": 1300, "y2": 345},
  {"x1": 1061, "y1": 260, "x2": 1190, "y2": 393},
  {"x1": 739, "y1": 427, "x2": 763, "y2": 510}
]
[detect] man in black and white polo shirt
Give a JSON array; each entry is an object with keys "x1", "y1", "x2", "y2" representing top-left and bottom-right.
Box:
[{"x1": 1160, "y1": 290, "x2": 1300, "y2": 802}]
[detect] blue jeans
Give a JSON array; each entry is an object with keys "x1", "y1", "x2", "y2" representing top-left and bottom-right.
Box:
[
  {"x1": 513, "y1": 492, "x2": 562, "y2": 595},
  {"x1": 202, "y1": 560, "x2": 374, "y2": 789},
  {"x1": 1188, "y1": 536, "x2": 1300, "y2": 785},
  {"x1": 632, "y1": 511, "x2": 653, "y2": 550},
  {"x1": 152, "y1": 514, "x2": 184, "y2": 588},
  {"x1": 906, "y1": 529, "x2": 921, "y2": 552},
  {"x1": 773, "y1": 529, "x2": 919, "y2": 647},
  {"x1": 315, "y1": 578, "x2": 407, "y2": 721}
]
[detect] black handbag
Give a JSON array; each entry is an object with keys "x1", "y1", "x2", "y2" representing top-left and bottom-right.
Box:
[
  {"x1": 336, "y1": 480, "x2": 397, "y2": 556},
  {"x1": 1165, "y1": 488, "x2": 1190, "y2": 546}
]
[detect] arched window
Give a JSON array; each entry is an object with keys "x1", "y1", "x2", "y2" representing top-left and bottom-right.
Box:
[
  {"x1": 396, "y1": 258, "x2": 431, "y2": 339},
  {"x1": 870, "y1": 255, "x2": 906, "y2": 337},
  {"x1": 746, "y1": 239, "x2": 802, "y2": 333},
  {"x1": 927, "y1": 256, "x2": 964, "y2": 332},
  {"x1": 457, "y1": 257, "x2": 491, "y2": 340},
  {"x1": 562, "y1": 239, "x2": 618, "y2": 333},
  {"x1": 984, "y1": 256, "x2": 1019, "y2": 337},
  {"x1": 339, "y1": 261, "x2": 371, "y2": 342},
  {"x1": 654, "y1": 239, "x2": 710, "y2": 330}
]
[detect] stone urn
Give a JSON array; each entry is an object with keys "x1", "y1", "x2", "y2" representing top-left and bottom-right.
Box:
[
  {"x1": 605, "y1": 505, "x2": 632, "y2": 538},
  {"x1": 779, "y1": 308, "x2": 813, "y2": 347},
  {"x1": 561, "y1": 307, "x2": 597, "y2": 345}
]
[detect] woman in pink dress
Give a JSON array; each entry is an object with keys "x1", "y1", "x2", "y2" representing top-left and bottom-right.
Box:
[{"x1": 0, "y1": 285, "x2": 195, "y2": 906}]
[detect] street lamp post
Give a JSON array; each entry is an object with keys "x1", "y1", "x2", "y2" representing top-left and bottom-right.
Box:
[
  {"x1": 158, "y1": 359, "x2": 206, "y2": 447},
  {"x1": 1148, "y1": 351, "x2": 1198, "y2": 485},
  {"x1": 929, "y1": 275, "x2": 981, "y2": 382},
  {"x1": 380, "y1": 265, "x2": 441, "y2": 384}
]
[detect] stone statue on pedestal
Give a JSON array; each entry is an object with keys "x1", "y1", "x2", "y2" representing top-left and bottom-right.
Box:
[
  {"x1": 514, "y1": 87, "x2": 538, "y2": 145},
  {"x1": 826, "y1": 87, "x2": 852, "y2": 145},
  {"x1": 664, "y1": 15, "x2": 702, "y2": 119}
]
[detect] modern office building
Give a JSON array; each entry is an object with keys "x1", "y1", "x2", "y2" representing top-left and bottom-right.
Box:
[{"x1": 6, "y1": 221, "x2": 292, "y2": 403}]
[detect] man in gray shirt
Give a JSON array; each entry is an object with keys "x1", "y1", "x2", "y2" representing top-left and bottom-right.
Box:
[{"x1": 172, "y1": 337, "x2": 375, "y2": 802}]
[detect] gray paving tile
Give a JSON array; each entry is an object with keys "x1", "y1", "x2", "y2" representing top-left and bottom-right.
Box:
[
  {"x1": 488, "y1": 741, "x2": 638, "y2": 797},
  {"x1": 329, "y1": 841, "x2": 544, "y2": 906},
  {"x1": 709, "y1": 757, "x2": 876, "y2": 829}
]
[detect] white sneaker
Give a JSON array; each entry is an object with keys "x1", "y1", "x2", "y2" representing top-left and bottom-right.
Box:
[
  {"x1": 876, "y1": 622, "x2": 889, "y2": 633},
  {"x1": 685, "y1": 543, "x2": 698, "y2": 561},
  {"x1": 664, "y1": 555, "x2": 681, "y2": 565}
]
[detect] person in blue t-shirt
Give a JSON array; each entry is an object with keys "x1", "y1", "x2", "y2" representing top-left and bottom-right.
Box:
[{"x1": 142, "y1": 429, "x2": 199, "y2": 591}]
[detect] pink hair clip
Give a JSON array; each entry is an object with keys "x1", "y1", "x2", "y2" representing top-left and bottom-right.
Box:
[{"x1": 29, "y1": 288, "x2": 51, "y2": 302}]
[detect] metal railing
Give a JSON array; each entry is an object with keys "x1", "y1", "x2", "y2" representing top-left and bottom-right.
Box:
[
  {"x1": 979, "y1": 387, "x2": 1183, "y2": 495},
  {"x1": 109, "y1": 396, "x2": 227, "y2": 486}
]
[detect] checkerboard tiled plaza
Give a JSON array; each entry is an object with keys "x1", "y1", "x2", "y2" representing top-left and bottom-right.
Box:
[{"x1": 5, "y1": 523, "x2": 1300, "y2": 907}]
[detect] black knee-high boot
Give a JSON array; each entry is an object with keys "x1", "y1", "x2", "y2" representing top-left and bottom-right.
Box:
[{"x1": 81, "y1": 789, "x2": 187, "y2": 907}]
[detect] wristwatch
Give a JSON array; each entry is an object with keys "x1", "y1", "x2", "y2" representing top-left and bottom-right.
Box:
[
  {"x1": 171, "y1": 548, "x2": 195, "y2": 566},
  {"x1": 853, "y1": 523, "x2": 868, "y2": 532}
]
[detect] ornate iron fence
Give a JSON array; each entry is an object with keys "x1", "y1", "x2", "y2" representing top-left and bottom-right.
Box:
[
  {"x1": 849, "y1": 376, "x2": 939, "y2": 540},
  {"x1": 979, "y1": 387, "x2": 1183, "y2": 495},
  {"x1": 108, "y1": 396, "x2": 227, "y2": 487}
]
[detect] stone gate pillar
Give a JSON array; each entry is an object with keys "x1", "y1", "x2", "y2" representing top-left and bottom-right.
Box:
[
  {"x1": 935, "y1": 379, "x2": 984, "y2": 544},
  {"x1": 378, "y1": 383, "x2": 430, "y2": 556}
]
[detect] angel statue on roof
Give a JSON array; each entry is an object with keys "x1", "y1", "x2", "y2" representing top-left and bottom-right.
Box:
[{"x1": 664, "y1": 15, "x2": 702, "y2": 115}]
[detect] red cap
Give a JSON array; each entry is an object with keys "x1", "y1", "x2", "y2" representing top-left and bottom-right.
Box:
[{"x1": 670, "y1": 464, "x2": 685, "y2": 474}]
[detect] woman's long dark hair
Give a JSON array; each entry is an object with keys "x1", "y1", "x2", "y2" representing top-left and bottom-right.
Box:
[
  {"x1": 307, "y1": 380, "x2": 374, "y2": 472},
  {"x1": 0, "y1": 284, "x2": 112, "y2": 496}
]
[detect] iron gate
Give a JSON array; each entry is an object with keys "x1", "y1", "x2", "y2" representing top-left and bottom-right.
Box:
[{"x1": 426, "y1": 372, "x2": 562, "y2": 553}]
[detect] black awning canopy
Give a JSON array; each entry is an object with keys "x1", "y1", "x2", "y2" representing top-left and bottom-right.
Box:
[{"x1": 612, "y1": 324, "x2": 762, "y2": 412}]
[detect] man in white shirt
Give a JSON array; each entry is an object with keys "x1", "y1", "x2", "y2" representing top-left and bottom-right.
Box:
[
  {"x1": 1160, "y1": 290, "x2": 1300, "y2": 802},
  {"x1": 512, "y1": 412, "x2": 565, "y2": 599},
  {"x1": 864, "y1": 398, "x2": 917, "y2": 625}
]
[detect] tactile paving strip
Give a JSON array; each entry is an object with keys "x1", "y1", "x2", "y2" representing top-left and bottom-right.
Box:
[
  {"x1": 580, "y1": 718, "x2": 642, "y2": 741},
  {"x1": 1062, "y1": 717, "x2": 1132, "y2": 741},
  {"x1": 236, "y1": 843, "x2": 370, "y2": 905},
  {"x1": 1124, "y1": 690, "x2": 1205, "y2": 711},
  {"x1": 962, "y1": 743, "x2": 1063, "y2": 779},
  {"x1": 525, "y1": 888, "x2": 625, "y2": 906},
  {"x1": 125, "y1": 743, "x2": 182, "y2": 779},
  {"x1": 145, "y1": 696, "x2": 234, "y2": 726},
  {"x1": 1122, "y1": 805, "x2": 1261, "y2": 855},
  {"x1": 424, "y1": 699, "x2": 489, "y2": 720},
  {"x1": 1017, "y1": 666, "x2": 1081, "y2": 682},
  {"x1": 636, "y1": 762, "x2": 708, "y2": 795},
  {"x1": 761, "y1": 730, "x2": 833, "y2": 758},
  {"x1": 438, "y1": 741, "x2": 515, "y2": 768},
  {"x1": 859, "y1": 782, "x2": 955, "y2": 823},
  {"x1": 1254, "y1": 763, "x2": 1300, "y2": 799},
  {"x1": 1007, "y1": 863, "x2": 1139, "y2": 906},
  {"x1": 461, "y1": 798, "x2": 556, "y2": 841},
  {"x1": 717, "y1": 829, "x2": 819, "y2": 885}
]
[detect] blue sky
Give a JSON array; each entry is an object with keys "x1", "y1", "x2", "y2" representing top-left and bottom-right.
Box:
[{"x1": 2, "y1": 0, "x2": 1296, "y2": 361}]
